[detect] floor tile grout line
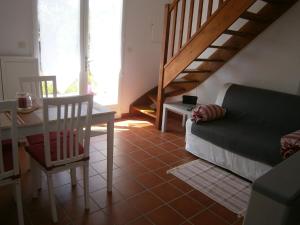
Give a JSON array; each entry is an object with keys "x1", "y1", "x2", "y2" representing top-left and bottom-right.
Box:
[
  {"x1": 122, "y1": 119, "x2": 231, "y2": 224},
  {"x1": 5, "y1": 117, "x2": 244, "y2": 225},
  {"x1": 208, "y1": 207, "x2": 239, "y2": 225},
  {"x1": 134, "y1": 180, "x2": 207, "y2": 223},
  {"x1": 125, "y1": 214, "x2": 155, "y2": 225}
]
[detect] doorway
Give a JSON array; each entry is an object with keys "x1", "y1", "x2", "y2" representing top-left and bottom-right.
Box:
[{"x1": 37, "y1": 0, "x2": 123, "y2": 108}]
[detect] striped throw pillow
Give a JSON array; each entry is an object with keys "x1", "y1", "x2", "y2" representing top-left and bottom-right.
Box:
[
  {"x1": 280, "y1": 130, "x2": 300, "y2": 159},
  {"x1": 192, "y1": 104, "x2": 226, "y2": 123}
]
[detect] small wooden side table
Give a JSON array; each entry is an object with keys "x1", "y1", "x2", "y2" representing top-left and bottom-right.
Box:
[{"x1": 162, "y1": 102, "x2": 197, "y2": 132}]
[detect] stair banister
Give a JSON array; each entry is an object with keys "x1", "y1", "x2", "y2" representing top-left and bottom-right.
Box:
[
  {"x1": 150, "y1": 0, "x2": 296, "y2": 129},
  {"x1": 156, "y1": 3, "x2": 172, "y2": 128},
  {"x1": 156, "y1": 0, "x2": 256, "y2": 128},
  {"x1": 162, "y1": 0, "x2": 256, "y2": 88}
]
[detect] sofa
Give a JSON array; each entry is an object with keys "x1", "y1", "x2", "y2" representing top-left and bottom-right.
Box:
[
  {"x1": 244, "y1": 151, "x2": 300, "y2": 225},
  {"x1": 185, "y1": 83, "x2": 300, "y2": 181}
]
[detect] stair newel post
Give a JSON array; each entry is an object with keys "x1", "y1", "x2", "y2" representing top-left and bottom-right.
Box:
[{"x1": 156, "y1": 4, "x2": 171, "y2": 129}]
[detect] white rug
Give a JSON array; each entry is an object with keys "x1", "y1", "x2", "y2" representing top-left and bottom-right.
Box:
[{"x1": 167, "y1": 159, "x2": 252, "y2": 216}]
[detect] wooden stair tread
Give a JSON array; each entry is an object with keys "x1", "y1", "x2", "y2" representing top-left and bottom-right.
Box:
[
  {"x1": 171, "y1": 79, "x2": 199, "y2": 84},
  {"x1": 182, "y1": 69, "x2": 212, "y2": 73},
  {"x1": 165, "y1": 88, "x2": 186, "y2": 97},
  {"x1": 147, "y1": 94, "x2": 157, "y2": 103},
  {"x1": 133, "y1": 0, "x2": 298, "y2": 128},
  {"x1": 147, "y1": 87, "x2": 186, "y2": 103},
  {"x1": 194, "y1": 58, "x2": 225, "y2": 63},
  {"x1": 209, "y1": 45, "x2": 240, "y2": 51},
  {"x1": 262, "y1": 0, "x2": 289, "y2": 4},
  {"x1": 240, "y1": 12, "x2": 270, "y2": 23},
  {"x1": 224, "y1": 30, "x2": 255, "y2": 38},
  {"x1": 132, "y1": 105, "x2": 156, "y2": 118}
]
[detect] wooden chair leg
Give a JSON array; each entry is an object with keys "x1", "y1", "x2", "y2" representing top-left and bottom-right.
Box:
[
  {"x1": 47, "y1": 174, "x2": 58, "y2": 223},
  {"x1": 15, "y1": 180, "x2": 24, "y2": 225},
  {"x1": 25, "y1": 151, "x2": 31, "y2": 172},
  {"x1": 30, "y1": 159, "x2": 42, "y2": 198},
  {"x1": 31, "y1": 159, "x2": 41, "y2": 198},
  {"x1": 83, "y1": 163, "x2": 90, "y2": 211},
  {"x1": 70, "y1": 168, "x2": 77, "y2": 186}
]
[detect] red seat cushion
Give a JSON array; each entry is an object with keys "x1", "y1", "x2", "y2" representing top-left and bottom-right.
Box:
[
  {"x1": 26, "y1": 131, "x2": 71, "y2": 145},
  {"x1": 25, "y1": 137, "x2": 86, "y2": 170},
  {"x1": 1, "y1": 139, "x2": 14, "y2": 172}
]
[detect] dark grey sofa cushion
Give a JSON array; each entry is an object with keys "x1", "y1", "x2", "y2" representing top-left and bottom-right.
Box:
[
  {"x1": 191, "y1": 84, "x2": 300, "y2": 166},
  {"x1": 222, "y1": 85, "x2": 300, "y2": 134},
  {"x1": 191, "y1": 118, "x2": 282, "y2": 166}
]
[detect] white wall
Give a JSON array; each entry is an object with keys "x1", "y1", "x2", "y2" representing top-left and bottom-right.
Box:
[
  {"x1": 181, "y1": 1, "x2": 300, "y2": 104},
  {"x1": 0, "y1": 0, "x2": 170, "y2": 115},
  {"x1": 1, "y1": 0, "x2": 298, "y2": 113},
  {"x1": 0, "y1": 0, "x2": 34, "y2": 56},
  {"x1": 119, "y1": 0, "x2": 170, "y2": 113}
]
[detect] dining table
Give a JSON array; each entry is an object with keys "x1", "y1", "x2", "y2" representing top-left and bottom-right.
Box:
[{"x1": 0, "y1": 100, "x2": 115, "y2": 192}]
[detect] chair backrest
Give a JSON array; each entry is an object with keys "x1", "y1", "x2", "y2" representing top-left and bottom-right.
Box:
[
  {"x1": 19, "y1": 75, "x2": 57, "y2": 98},
  {"x1": 42, "y1": 95, "x2": 93, "y2": 168},
  {"x1": 0, "y1": 100, "x2": 19, "y2": 181}
]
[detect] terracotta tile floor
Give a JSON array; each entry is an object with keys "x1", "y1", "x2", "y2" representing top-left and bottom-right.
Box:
[{"x1": 0, "y1": 116, "x2": 244, "y2": 225}]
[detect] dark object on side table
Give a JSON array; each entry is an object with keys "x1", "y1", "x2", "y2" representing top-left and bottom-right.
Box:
[{"x1": 182, "y1": 95, "x2": 198, "y2": 105}]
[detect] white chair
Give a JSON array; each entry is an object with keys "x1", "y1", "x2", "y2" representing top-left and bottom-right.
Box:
[
  {"x1": 20, "y1": 75, "x2": 58, "y2": 146},
  {"x1": 19, "y1": 75, "x2": 57, "y2": 98},
  {"x1": 25, "y1": 95, "x2": 93, "y2": 223},
  {"x1": 0, "y1": 100, "x2": 24, "y2": 225}
]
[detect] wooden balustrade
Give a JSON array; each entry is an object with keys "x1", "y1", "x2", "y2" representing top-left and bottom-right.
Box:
[
  {"x1": 156, "y1": 0, "x2": 228, "y2": 128},
  {"x1": 207, "y1": 0, "x2": 213, "y2": 18},
  {"x1": 187, "y1": 0, "x2": 195, "y2": 40},
  {"x1": 166, "y1": 0, "x2": 227, "y2": 63},
  {"x1": 178, "y1": 0, "x2": 186, "y2": 50},
  {"x1": 170, "y1": 3, "x2": 178, "y2": 57},
  {"x1": 197, "y1": 0, "x2": 203, "y2": 29},
  {"x1": 152, "y1": 0, "x2": 297, "y2": 129}
]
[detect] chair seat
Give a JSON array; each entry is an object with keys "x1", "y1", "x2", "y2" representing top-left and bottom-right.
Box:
[
  {"x1": 25, "y1": 138, "x2": 86, "y2": 170},
  {"x1": 1, "y1": 140, "x2": 13, "y2": 172},
  {"x1": 26, "y1": 131, "x2": 71, "y2": 145}
]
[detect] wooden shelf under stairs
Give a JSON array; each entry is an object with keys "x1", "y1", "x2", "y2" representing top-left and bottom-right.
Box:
[{"x1": 130, "y1": 0, "x2": 297, "y2": 126}]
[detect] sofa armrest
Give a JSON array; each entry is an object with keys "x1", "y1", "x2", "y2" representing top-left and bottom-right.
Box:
[
  {"x1": 243, "y1": 151, "x2": 300, "y2": 225},
  {"x1": 215, "y1": 83, "x2": 233, "y2": 106},
  {"x1": 253, "y1": 151, "x2": 300, "y2": 205}
]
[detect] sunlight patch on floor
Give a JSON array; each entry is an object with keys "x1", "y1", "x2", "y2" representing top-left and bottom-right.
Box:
[
  {"x1": 114, "y1": 119, "x2": 153, "y2": 129},
  {"x1": 91, "y1": 119, "x2": 153, "y2": 135}
]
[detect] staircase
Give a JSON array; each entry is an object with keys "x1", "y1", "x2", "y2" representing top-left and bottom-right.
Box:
[{"x1": 130, "y1": 0, "x2": 297, "y2": 128}]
